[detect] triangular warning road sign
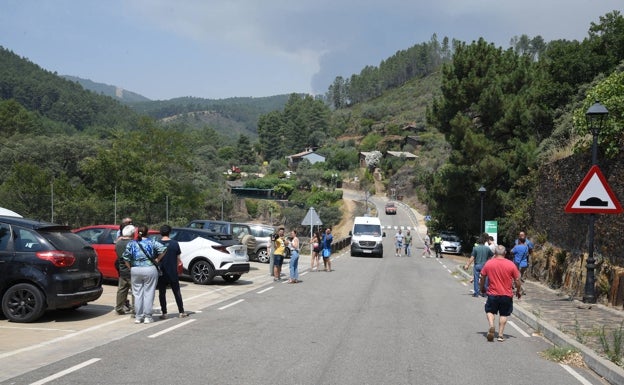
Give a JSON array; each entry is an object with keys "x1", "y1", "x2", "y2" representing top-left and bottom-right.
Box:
[{"x1": 565, "y1": 165, "x2": 623, "y2": 214}]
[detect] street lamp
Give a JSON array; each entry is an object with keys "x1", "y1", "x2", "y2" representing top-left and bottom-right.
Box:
[
  {"x1": 583, "y1": 101, "x2": 609, "y2": 304},
  {"x1": 478, "y1": 186, "x2": 486, "y2": 234}
]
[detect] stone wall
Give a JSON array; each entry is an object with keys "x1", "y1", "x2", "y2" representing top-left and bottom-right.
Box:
[{"x1": 533, "y1": 151, "x2": 624, "y2": 304}]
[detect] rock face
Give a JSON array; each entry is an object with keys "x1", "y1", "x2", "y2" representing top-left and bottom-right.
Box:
[{"x1": 533, "y1": 151, "x2": 624, "y2": 305}]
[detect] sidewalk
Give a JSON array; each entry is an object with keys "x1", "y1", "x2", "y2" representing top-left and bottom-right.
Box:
[{"x1": 456, "y1": 265, "x2": 624, "y2": 385}]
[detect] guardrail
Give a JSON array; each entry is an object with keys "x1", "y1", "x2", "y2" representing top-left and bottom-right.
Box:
[{"x1": 331, "y1": 236, "x2": 351, "y2": 253}]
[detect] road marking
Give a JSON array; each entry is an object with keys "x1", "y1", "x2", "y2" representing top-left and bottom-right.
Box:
[
  {"x1": 301, "y1": 271, "x2": 309, "y2": 276},
  {"x1": 257, "y1": 287, "x2": 273, "y2": 294},
  {"x1": 218, "y1": 299, "x2": 244, "y2": 310},
  {"x1": 0, "y1": 326, "x2": 77, "y2": 332},
  {"x1": 559, "y1": 364, "x2": 592, "y2": 385},
  {"x1": 507, "y1": 320, "x2": 530, "y2": 337},
  {"x1": 148, "y1": 319, "x2": 196, "y2": 339},
  {"x1": 0, "y1": 318, "x2": 126, "y2": 359},
  {"x1": 29, "y1": 358, "x2": 100, "y2": 385}
]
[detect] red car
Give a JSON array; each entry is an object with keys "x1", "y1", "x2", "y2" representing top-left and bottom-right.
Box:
[
  {"x1": 385, "y1": 201, "x2": 397, "y2": 215},
  {"x1": 72, "y1": 225, "x2": 157, "y2": 280}
]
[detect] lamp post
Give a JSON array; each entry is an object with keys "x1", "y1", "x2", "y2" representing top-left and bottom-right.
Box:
[
  {"x1": 583, "y1": 101, "x2": 609, "y2": 304},
  {"x1": 478, "y1": 186, "x2": 486, "y2": 234}
]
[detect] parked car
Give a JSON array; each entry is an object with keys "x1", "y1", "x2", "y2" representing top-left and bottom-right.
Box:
[
  {"x1": 441, "y1": 233, "x2": 462, "y2": 254},
  {"x1": 244, "y1": 223, "x2": 275, "y2": 263},
  {"x1": 72, "y1": 225, "x2": 158, "y2": 280},
  {"x1": 385, "y1": 201, "x2": 397, "y2": 215},
  {"x1": 151, "y1": 227, "x2": 249, "y2": 285},
  {"x1": 187, "y1": 220, "x2": 257, "y2": 260},
  {"x1": 0, "y1": 217, "x2": 103, "y2": 322}
]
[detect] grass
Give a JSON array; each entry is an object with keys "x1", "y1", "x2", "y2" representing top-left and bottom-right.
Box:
[
  {"x1": 540, "y1": 347, "x2": 585, "y2": 367},
  {"x1": 598, "y1": 321, "x2": 624, "y2": 365}
]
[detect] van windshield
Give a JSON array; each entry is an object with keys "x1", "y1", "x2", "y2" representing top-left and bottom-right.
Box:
[{"x1": 353, "y1": 224, "x2": 381, "y2": 236}]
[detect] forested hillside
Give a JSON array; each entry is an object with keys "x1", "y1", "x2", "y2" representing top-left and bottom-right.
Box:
[
  {"x1": 0, "y1": 10, "x2": 622, "y2": 250},
  {"x1": 62, "y1": 75, "x2": 151, "y2": 104}
]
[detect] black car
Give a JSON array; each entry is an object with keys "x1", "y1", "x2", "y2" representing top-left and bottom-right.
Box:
[{"x1": 0, "y1": 216, "x2": 103, "y2": 322}]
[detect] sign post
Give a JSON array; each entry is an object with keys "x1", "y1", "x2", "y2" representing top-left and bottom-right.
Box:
[{"x1": 484, "y1": 221, "x2": 498, "y2": 245}]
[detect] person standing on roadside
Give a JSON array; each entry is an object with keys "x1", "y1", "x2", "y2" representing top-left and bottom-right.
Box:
[
  {"x1": 404, "y1": 229, "x2": 413, "y2": 257},
  {"x1": 464, "y1": 234, "x2": 493, "y2": 297},
  {"x1": 115, "y1": 217, "x2": 133, "y2": 242},
  {"x1": 288, "y1": 230, "x2": 300, "y2": 283},
  {"x1": 321, "y1": 228, "x2": 333, "y2": 272},
  {"x1": 114, "y1": 224, "x2": 135, "y2": 315},
  {"x1": 272, "y1": 227, "x2": 288, "y2": 281},
  {"x1": 123, "y1": 225, "x2": 166, "y2": 324},
  {"x1": 394, "y1": 229, "x2": 404, "y2": 257},
  {"x1": 479, "y1": 245, "x2": 522, "y2": 342},
  {"x1": 515, "y1": 231, "x2": 533, "y2": 282},
  {"x1": 310, "y1": 231, "x2": 321, "y2": 271},
  {"x1": 433, "y1": 234, "x2": 442, "y2": 258},
  {"x1": 157, "y1": 225, "x2": 187, "y2": 319}
]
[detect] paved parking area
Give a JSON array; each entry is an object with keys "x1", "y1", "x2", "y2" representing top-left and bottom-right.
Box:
[{"x1": 0, "y1": 256, "x2": 309, "y2": 382}]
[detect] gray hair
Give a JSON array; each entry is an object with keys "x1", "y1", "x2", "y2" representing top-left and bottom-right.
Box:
[
  {"x1": 495, "y1": 244, "x2": 506, "y2": 256},
  {"x1": 122, "y1": 224, "x2": 136, "y2": 238}
]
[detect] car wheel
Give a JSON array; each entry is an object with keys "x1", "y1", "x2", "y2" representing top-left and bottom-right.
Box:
[
  {"x1": 256, "y1": 248, "x2": 270, "y2": 263},
  {"x1": 2, "y1": 283, "x2": 46, "y2": 323},
  {"x1": 190, "y1": 260, "x2": 215, "y2": 285},
  {"x1": 222, "y1": 275, "x2": 241, "y2": 283}
]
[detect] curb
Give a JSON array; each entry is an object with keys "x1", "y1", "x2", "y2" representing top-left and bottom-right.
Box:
[{"x1": 455, "y1": 265, "x2": 624, "y2": 385}]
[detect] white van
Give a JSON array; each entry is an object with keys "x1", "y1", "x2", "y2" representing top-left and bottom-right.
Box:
[{"x1": 349, "y1": 216, "x2": 385, "y2": 257}]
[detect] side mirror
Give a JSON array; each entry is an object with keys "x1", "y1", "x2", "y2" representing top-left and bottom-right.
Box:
[
  {"x1": 382, "y1": 232, "x2": 386, "y2": 237},
  {"x1": 349, "y1": 230, "x2": 352, "y2": 236}
]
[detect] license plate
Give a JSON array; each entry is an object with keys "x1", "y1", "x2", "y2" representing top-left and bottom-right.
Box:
[
  {"x1": 83, "y1": 278, "x2": 96, "y2": 288},
  {"x1": 363, "y1": 250, "x2": 372, "y2": 253}
]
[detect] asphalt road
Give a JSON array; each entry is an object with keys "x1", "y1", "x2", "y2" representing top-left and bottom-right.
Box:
[{"x1": 0, "y1": 199, "x2": 610, "y2": 385}]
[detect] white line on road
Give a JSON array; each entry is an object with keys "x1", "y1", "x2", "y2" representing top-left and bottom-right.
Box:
[
  {"x1": 29, "y1": 358, "x2": 100, "y2": 385},
  {"x1": 559, "y1": 364, "x2": 593, "y2": 385},
  {"x1": 218, "y1": 299, "x2": 244, "y2": 310},
  {"x1": 507, "y1": 320, "x2": 530, "y2": 337},
  {"x1": 0, "y1": 326, "x2": 77, "y2": 332},
  {"x1": 0, "y1": 318, "x2": 126, "y2": 360},
  {"x1": 257, "y1": 287, "x2": 273, "y2": 294},
  {"x1": 148, "y1": 319, "x2": 196, "y2": 339}
]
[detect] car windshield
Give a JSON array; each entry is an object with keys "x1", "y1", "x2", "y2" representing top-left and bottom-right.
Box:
[
  {"x1": 353, "y1": 224, "x2": 381, "y2": 236},
  {"x1": 443, "y1": 235, "x2": 461, "y2": 242}
]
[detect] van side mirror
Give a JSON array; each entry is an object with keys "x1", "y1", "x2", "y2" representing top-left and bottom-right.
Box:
[
  {"x1": 349, "y1": 230, "x2": 352, "y2": 236},
  {"x1": 382, "y1": 232, "x2": 386, "y2": 237}
]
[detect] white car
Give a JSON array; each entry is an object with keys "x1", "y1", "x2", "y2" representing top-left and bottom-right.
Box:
[
  {"x1": 441, "y1": 233, "x2": 462, "y2": 255},
  {"x1": 156, "y1": 228, "x2": 249, "y2": 285}
]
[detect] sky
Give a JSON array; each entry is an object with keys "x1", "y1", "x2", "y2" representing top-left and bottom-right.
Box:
[{"x1": 1, "y1": 1, "x2": 622, "y2": 101}]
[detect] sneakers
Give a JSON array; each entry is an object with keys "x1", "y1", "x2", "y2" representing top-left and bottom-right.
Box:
[
  {"x1": 487, "y1": 327, "x2": 495, "y2": 342},
  {"x1": 134, "y1": 318, "x2": 143, "y2": 324},
  {"x1": 143, "y1": 317, "x2": 154, "y2": 324},
  {"x1": 159, "y1": 314, "x2": 168, "y2": 320},
  {"x1": 179, "y1": 313, "x2": 188, "y2": 318}
]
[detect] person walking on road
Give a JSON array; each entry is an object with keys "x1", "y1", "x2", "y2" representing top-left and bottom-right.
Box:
[
  {"x1": 433, "y1": 234, "x2": 442, "y2": 258},
  {"x1": 157, "y1": 225, "x2": 187, "y2": 319},
  {"x1": 422, "y1": 232, "x2": 432, "y2": 258},
  {"x1": 514, "y1": 231, "x2": 533, "y2": 282},
  {"x1": 479, "y1": 245, "x2": 522, "y2": 342},
  {"x1": 464, "y1": 234, "x2": 493, "y2": 297},
  {"x1": 122, "y1": 225, "x2": 166, "y2": 324},
  {"x1": 404, "y1": 229, "x2": 413, "y2": 257},
  {"x1": 321, "y1": 228, "x2": 333, "y2": 272},
  {"x1": 288, "y1": 230, "x2": 300, "y2": 283},
  {"x1": 394, "y1": 229, "x2": 404, "y2": 257}
]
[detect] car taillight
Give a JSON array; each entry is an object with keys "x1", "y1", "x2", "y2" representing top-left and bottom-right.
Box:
[
  {"x1": 212, "y1": 245, "x2": 230, "y2": 254},
  {"x1": 36, "y1": 251, "x2": 76, "y2": 267}
]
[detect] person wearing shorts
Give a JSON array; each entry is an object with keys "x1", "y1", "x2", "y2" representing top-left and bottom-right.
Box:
[
  {"x1": 394, "y1": 229, "x2": 403, "y2": 257},
  {"x1": 479, "y1": 244, "x2": 522, "y2": 342},
  {"x1": 272, "y1": 227, "x2": 287, "y2": 281}
]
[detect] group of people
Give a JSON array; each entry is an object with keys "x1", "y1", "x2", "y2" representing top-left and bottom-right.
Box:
[
  {"x1": 393, "y1": 229, "x2": 413, "y2": 257},
  {"x1": 114, "y1": 217, "x2": 187, "y2": 324},
  {"x1": 268, "y1": 227, "x2": 334, "y2": 283},
  {"x1": 464, "y1": 231, "x2": 534, "y2": 342}
]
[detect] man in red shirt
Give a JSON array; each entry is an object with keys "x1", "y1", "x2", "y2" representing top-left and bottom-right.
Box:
[{"x1": 479, "y1": 245, "x2": 522, "y2": 342}]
